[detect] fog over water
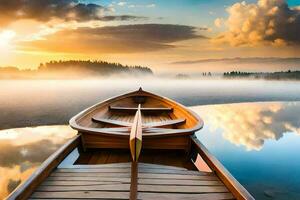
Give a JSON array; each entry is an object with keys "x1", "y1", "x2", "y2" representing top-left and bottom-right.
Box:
[{"x1": 1, "y1": 79, "x2": 300, "y2": 130}]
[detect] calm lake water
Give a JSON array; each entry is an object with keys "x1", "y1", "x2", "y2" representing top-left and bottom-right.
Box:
[{"x1": 0, "y1": 79, "x2": 300, "y2": 199}]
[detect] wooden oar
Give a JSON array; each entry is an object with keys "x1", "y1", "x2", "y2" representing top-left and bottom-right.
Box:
[
  {"x1": 129, "y1": 104, "x2": 142, "y2": 200},
  {"x1": 129, "y1": 104, "x2": 142, "y2": 161}
]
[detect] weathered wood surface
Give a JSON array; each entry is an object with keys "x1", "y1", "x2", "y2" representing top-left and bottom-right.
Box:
[
  {"x1": 28, "y1": 162, "x2": 237, "y2": 200},
  {"x1": 92, "y1": 117, "x2": 185, "y2": 129},
  {"x1": 130, "y1": 162, "x2": 138, "y2": 200},
  {"x1": 109, "y1": 106, "x2": 173, "y2": 113},
  {"x1": 92, "y1": 117, "x2": 132, "y2": 126},
  {"x1": 75, "y1": 149, "x2": 197, "y2": 170},
  {"x1": 70, "y1": 88, "x2": 204, "y2": 143},
  {"x1": 129, "y1": 104, "x2": 142, "y2": 161}
]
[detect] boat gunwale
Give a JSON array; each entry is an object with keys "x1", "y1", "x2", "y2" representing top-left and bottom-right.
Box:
[{"x1": 69, "y1": 89, "x2": 204, "y2": 138}]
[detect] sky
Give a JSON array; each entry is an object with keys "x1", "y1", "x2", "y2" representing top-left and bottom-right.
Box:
[{"x1": 0, "y1": 0, "x2": 299, "y2": 73}]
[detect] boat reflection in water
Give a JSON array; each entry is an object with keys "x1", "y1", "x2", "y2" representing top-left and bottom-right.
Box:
[
  {"x1": 0, "y1": 126, "x2": 76, "y2": 199},
  {"x1": 194, "y1": 102, "x2": 300, "y2": 199}
]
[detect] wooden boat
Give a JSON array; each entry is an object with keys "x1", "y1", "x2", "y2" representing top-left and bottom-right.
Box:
[{"x1": 7, "y1": 88, "x2": 254, "y2": 200}]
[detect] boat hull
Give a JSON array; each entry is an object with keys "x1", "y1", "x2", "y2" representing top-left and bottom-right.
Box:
[{"x1": 70, "y1": 88, "x2": 203, "y2": 150}]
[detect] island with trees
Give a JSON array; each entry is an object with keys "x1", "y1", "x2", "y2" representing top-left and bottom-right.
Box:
[
  {"x1": 223, "y1": 70, "x2": 300, "y2": 80},
  {"x1": 0, "y1": 60, "x2": 153, "y2": 79}
]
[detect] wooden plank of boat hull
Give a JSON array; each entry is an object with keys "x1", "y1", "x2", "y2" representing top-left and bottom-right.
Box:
[
  {"x1": 143, "y1": 136, "x2": 189, "y2": 150},
  {"x1": 139, "y1": 163, "x2": 188, "y2": 170},
  {"x1": 85, "y1": 142, "x2": 129, "y2": 149},
  {"x1": 88, "y1": 152, "x2": 101, "y2": 164},
  {"x1": 30, "y1": 191, "x2": 129, "y2": 199},
  {"x1": 83, "y1": 134, "x2": 129, "y2": 149},
  {"x1": 138, "y1": 185, "x2": 229, "y2": 193},
  {"x1": 138, "y1": 192, "x2": 235, "y2": 200},
  {"x1": 106, "y1": 151, "x2": 122, "y2": 163}
]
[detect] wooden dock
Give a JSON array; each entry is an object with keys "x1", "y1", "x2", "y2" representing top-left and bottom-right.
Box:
[
  {"x1": 7, "y1": 135, "x2": 253, "y2": 200},
  {"x1": 29, "y1": 162, "x2": 235, "y2": 200}
]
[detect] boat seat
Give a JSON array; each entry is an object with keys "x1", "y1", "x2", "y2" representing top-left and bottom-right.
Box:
[
  {"x1": 92, "y1": 117, "x2": 186, "y2": 128},
  {"x1": 92, "y1": 117, "x2": 132, "y2": 127},
  {"x1": 109, "y1": 106, "x2": 173, "y2": 113},
  {"x1": 94, "y1": 127, "x2": 192, "y2": 136}
]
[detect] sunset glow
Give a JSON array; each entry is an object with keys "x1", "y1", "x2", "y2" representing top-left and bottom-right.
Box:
[
  {"x1": 0, "y1": 30, "x2": 16, "y2": 52},
  {"x1": 0, "y1": 0, "x2": 298, "y2": 72}
]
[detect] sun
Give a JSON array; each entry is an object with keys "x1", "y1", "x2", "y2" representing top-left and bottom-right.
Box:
[{"x1": 0, "y1": 30, "x2": 16, "y2": 53}]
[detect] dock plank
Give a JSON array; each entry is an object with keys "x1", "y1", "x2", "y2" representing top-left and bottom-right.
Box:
[
  {"x1": 31, "y1": 191, "x2": 129, "y2": 199},
  {"x1": 138, "y1": 185, "x2": 229, "y2": 193},
  {"x1": 41, "y1": 180, "x2": 123, "y2": 186},
  {"x1": 55, "y1": 167, "x2": 208, "y2": 175},
  {"x1": 139, "y1": 179, "x2": 223, "y2": 186},
  {"x1": 36, "y1": 184, "x2": 131, "y2": 192},
  {"x1": 28, "y1": 162, "x2": 237, "y2": 200},
  {"x1": 138, "y1": 192, "x2": 235, "y2": 200}
]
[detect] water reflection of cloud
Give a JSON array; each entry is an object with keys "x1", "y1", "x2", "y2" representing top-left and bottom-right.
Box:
[
  {"x1": 0, "y1": 125, "x2": 76, "y2": 199},
  {"x1": 193, "y1": 102, "x2": 300, "y2": 151}
]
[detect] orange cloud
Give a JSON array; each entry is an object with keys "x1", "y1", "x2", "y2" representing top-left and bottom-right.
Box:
[
  {"x1": 18, "y1": 24, "x2": 206, "y2": 54},
  {"x1": 213, "y1": 0, "x2": 300, "y2": 47}
]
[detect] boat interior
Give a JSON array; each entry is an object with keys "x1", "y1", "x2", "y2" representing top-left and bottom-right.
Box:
[{"x1": 73, "y1": 89, "x2": 201, "y2": 136}]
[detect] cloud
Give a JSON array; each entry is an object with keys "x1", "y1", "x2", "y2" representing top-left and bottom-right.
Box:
[
  {"x1": 171, "y1": 57, "x2": 300, "y2": 65},
  {"x1": 214, "y1": 0, "x2": 300, "y2": 46},
  {"x1": 194, "y1": 102, "x2": 300, "y2": 151},
  {"x1": 146, "y1": 4, "x2": 156, "y2": 8},
  {"x1": 127, "y1": 3, "x2": 156, "y2": 8},
  {"x1": 96, "y1": 15, "x2": 147, "y2": 21},
  {"x1": 170, "y1": 57, "x2": 300, "y2": 71},
  {"x1": 0, "y1": 0, "x2": 145, "y2": 27},
  {"x1": 214, "y1": 18, "x2": 223, "y2": 28},
  {"x1": 117, "y1": 1, "x2": 127, "y2": 6},
  {"x1": 19, "y1": 24, "x2": 206, "y2": 54}
]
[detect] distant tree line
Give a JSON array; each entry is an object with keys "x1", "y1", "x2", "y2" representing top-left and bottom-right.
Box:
[
  {"x1": 38, "y1": 60, "x2": 153, "y2": 75},
  {"x1": 0, "y1": 60, "x2": 153, "y2": 79},
  {"x1": 223, "y1": 70, "x2": 300, "y2": 80},
  {"x1": 202, "y1": 72, "x2": 212, "y2": 76}
]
